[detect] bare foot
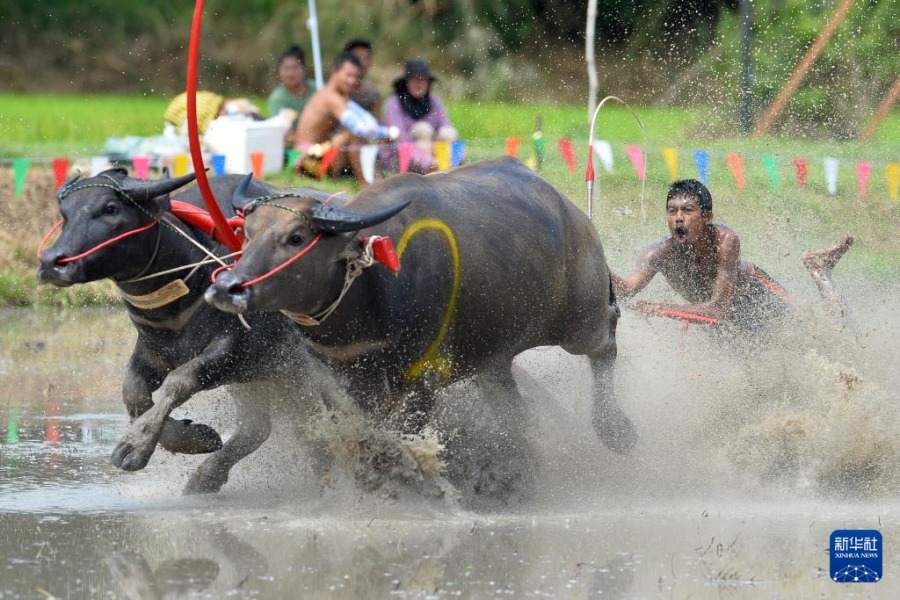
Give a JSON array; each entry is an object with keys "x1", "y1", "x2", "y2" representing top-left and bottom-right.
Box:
[{"x1": 802, "y1": 235, "x2": 855, "y2": 276}]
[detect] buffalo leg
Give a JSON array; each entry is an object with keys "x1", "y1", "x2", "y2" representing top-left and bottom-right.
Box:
[
  {"x1": 588, "y1": 303, "x2": 637, "y2": 453},
  {"x1": 184, "y1": 395, "x2": 273, "y2": 494},
  {"x1": 445, "y1": 362, "x2": 535, "y2": 510},
  {"x1": 122, "y1": 360, "x2": 222, "y2": 457}
]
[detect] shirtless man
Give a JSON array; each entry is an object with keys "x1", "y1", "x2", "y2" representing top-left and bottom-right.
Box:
[
  {"x1": 292, "y1": 52, "x2": 396, "y2": 186},
  {"x1": 610, "y1": 179, "x2": 854, "y2": 333},
  {"x1": 343, "y1": 38, "x2": 382, "y2": 117}
]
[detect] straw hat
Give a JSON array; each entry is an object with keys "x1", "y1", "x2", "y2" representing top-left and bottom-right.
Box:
[{"x1": 163, "y1": 91, "x2": 224, "y2": 134}]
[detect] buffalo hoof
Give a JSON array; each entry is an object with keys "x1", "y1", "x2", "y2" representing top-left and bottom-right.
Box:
[
  {"x1": 593, "y1": 404, "x2": 638, "y2": 453},
  {"x1": 111, "y1": 418, "x2": 164, "y2": 471},
  {"x1": 158, "y1": 418, "x2": 223, "y2": 455}
]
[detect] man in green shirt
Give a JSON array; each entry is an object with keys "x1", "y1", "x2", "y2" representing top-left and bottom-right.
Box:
[{"x1": 268, "y1": 45, "x2": 316, "y2": 145}]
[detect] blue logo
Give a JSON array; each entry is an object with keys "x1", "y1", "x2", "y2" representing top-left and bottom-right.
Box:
[{"x1": 830, "y1": 529, "x2": 882, "y2": 583}]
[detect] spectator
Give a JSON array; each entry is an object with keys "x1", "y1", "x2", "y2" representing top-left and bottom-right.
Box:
[
  {"x1": 343, "y1": 38, "x2": 382, "y2": 117},
  {"x1": 267, "y1": 45, "x2": 316, "y2": 144},
  {"x1": 383, "y1": 59, "x2": 458, "y2": 174},
  {"x1": 292, "y1": 52, "x2": 397, "y2": 186}
]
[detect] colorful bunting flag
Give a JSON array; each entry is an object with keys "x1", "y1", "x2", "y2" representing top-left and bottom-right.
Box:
[
  {"x1": 90, "y1": 156, "x2": 108, "y2": 177},
  {"x1": 249, "y1": 151, "x2": 265, "y2": 178},
  {"x1": 626, "y1": 145, "x2": 645, "y2": 181},
  {"x1": 506, "y1": 137, "x2": 522, "y2": 158},
  {"x1": 359, "y1": 144, "x2": 378, "y2": 184},
  {"x1": 284, "y1": 148, "x2": 303, "y2": 173},
  {"x1": 398, "y1": 142, "x2": 415, "y2": 173},
  {"x1": 661, "y1": 147, "x2": 678, "y2": 181},
  {"x1": 762, "y1": 155, "x2": 780, "y2": 191},
  {"x1": 532, "y1": 131, "x2": 545, "y2": 170},
  {"x1": 856, "y1": 161, "x2": 871, "y2": 198},
  {"x1": 173, "y1": 154, "x2": 190, "y2": 177},
  {"x1": 592, "y1": 141, "x2": 614, "y2": 173},
  {"x1": 725, "y1": 153, "x2": 745, "y2": 190},
  {"x1": 133, "y1": 155, "x2": 151, "y2": 179},
  {"x1": 451, "y1": 140, "x2": 465, "y2": 167},
  {"x1": 52, "y1": 158, "x2": 70, "y2": 189},
  {"x1": 433, "y1": 141, "x2": 451, "y2": 171},
  {"x1": 793, "y1": 158, "x2": 808, "y2": 189},
  {"x1": 558, "y1": 138, "x2": 576, "y2": 174},
  {"x1": 692, "y1": 150, "x2": 709, "y2": 186},
  {"x1": 318, "y1": 146, "x2": 340, "y2": 179},
  {"x1": 823, "y1": 157, "x2": 839, "y2": 195},
  {"x1": 888, "y1": 163, "x2": 900, "y2": 201},
  {"x1": 211, "y1": 154, "x2": 227, "y2": 177},
  {"x1": 13, "y1": 158, "x2": 29, "y2": 198}
]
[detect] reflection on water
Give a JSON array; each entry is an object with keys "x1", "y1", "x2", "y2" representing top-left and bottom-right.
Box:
[{"x1": 2, "y1": 305, "x2": 899, "y2": 598}]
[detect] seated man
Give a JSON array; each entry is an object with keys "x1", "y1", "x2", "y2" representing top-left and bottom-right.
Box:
[
  {"x1": 610, "y1": 179, "x2": 853, "y2": 335},
  {"x1": 292, "y1": 52, "x2": 396, "y2": 186},
  {"x1": 267, "y1": 44, "x2": 316, "y2": 145}
]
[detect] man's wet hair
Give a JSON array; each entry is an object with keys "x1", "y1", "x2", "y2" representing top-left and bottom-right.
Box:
[
  {"x1": 332, "y1": 51, "x2": 362, "y2": 71},
  {"x1": 667, "y1": 179, "x2": 713, "y2": 214},
  {"x1": 278, "y1": 44, "x2": 306, "y2": 68}
]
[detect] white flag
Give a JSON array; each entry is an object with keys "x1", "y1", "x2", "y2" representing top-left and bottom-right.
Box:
[
  {"x1": 360, "y1": 145, "x2": 378, "y2": 184},
  {"x1": 824, "y1": 157, "x2": 839, "y2": 195},
  {"x1": 90, "y1": 156, "x2": 110, "y2": 177},
  {"x1": 592, "y1": 140, "x2": 614, "y2": 173}
]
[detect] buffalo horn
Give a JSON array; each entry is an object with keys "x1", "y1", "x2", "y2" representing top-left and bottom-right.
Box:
[
  {"x1": 310, "y1": 200, "x2": 412, "y2": 233},
  {"x1": 231, "y1": 174, "x2": 256, "y2": 211},
  {"x1": 121, "y1": 171, "x2": 198, "y2": 202}
]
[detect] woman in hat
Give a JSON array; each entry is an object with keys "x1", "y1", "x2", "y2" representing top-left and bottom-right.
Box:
[{"x1": 382, "y1": 59, "x2": 458, "y2": 174}]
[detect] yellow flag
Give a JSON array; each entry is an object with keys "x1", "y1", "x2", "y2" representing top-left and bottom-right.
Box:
[
  {"x1": 888, "y1": 162, "x2": 900, "y2": 201},
  {"x1": 173, "y1": 154, "x2": 190, "y2": 177},
  {"x1": 661, "y1": 147, "x2": 678, "y2": 181},
  {"x1": 434, "y1": 141, "x2": 451, "y2": 171}
]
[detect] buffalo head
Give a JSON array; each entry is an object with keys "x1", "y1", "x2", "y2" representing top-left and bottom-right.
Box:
[
  {"x1": 205, "y1": 175, "x2": 410, "y2": 315},
  {"x1": 37, "y1": 168, "x2": 196, "y2": 286}
]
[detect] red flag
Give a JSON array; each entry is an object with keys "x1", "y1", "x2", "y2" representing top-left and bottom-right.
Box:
[
  {"x1": 318, "y1": 147, "x2": 340, "y2": 179},
  {"x1": 792, "y1": 158, "x2": 808, "y2": 189},
  {"x1": 52, "y1": 158, "x2": 70, "y2": 189},
  {"x1": 506, "y1": 137, "x2": 521, "y2": 158},
  {"x1": 398, "y1": 142, "x2": 415, "y2": 173},
  {"x1": 725, "y1": 153, "x2": 745, "y2": 190},
  {"x1": 558, "y1": 138, "x2": 576, "y2": 174},
  {"x1": 250, "y1": 151, "x2": 265, "y2": 178}
]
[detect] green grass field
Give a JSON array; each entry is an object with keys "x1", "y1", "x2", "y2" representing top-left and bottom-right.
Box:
[{"x1": 1, "y1": 93, "x2": 898, "y2": 306}]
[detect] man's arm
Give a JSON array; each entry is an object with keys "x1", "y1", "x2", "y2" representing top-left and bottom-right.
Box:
[{"x1": 611, "y1": 244, "x2": 662, "y2": 300}]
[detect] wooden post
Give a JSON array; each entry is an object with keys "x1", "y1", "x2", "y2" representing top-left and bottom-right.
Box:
[
  {"x1": 859, "y1": 77, "x2": 900, "y2": 142},
  {"x1": 751, "y1": 0, "x2": 857, "y2": 138}
]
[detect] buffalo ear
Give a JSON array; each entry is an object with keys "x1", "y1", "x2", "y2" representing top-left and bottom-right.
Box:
[{"x1": 310, "y1": 200, "x2": 412, "y2": 233}]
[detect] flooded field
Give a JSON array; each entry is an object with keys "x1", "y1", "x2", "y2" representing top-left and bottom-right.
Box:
[{"x1": 1, "y1": 292, "x2": 898, "y2": 598}]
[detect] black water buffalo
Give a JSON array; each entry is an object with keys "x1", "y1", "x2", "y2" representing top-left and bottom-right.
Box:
[
  {"x1": 206, "y1": 157, "x2": 637, "y2": 491},
  {"x1": 37, "y1": 169, "x2": 336, "y2": 493}
]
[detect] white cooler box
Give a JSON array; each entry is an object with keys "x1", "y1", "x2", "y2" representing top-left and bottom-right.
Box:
[{"x1": 204, "y1": 117, "x2": 289, "y2": 175}]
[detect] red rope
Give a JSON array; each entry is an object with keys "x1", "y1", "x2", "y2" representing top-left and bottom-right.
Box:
[
  {"x1": 37, "y1": 219, "x2": 158, "y2": 263},
  {"x1": 187, "y1": 0, "x2": 242, "y2": 252},
  {"x1": 650, "y1": 307, "x2": 719, "y2": 325}
]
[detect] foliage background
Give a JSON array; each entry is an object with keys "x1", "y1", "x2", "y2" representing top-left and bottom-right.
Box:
[{"x1": 1, "y1": 0, "x2": 896, "y2": 137}]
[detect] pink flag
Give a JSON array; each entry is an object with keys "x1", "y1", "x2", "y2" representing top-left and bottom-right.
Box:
[
  {"x1": 506, "y1": 137, "x2": 522, "y2": 158},
  {"x1": 625, "y1": 145, "x2": 645, "y2": 181},
  {"x1": 249, "y1": 151, "x2": 265, "y2": 178},
  {"x1": 725, "y1": 153, "x2": 745, "y2": 190},
  {"x1": 792, "y1": 158, "x2": 808, "y2": 189},
  {"x1": 52, "y1": 158, "x2": 70, "y2": 189},
  {"x1": 132, "y1": 156, "x2": 150, "y2": 179},
  {"x1": 398, "y1": 142, "x2": 415, "y2": 173},
  {"x1": 856, "y1": 162, "x2": 872, "y2": 198},
  {"x1": 557, "y1": 138, "x2": 576, "y2": 174}
]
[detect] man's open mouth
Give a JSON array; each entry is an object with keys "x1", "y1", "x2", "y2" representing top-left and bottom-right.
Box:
[{"x1": 674, "y1": 225, "x2": 688, "y2": 240}]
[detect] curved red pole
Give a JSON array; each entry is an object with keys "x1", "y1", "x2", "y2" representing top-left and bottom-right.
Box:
[{"x1": 187, "y1": 0, "x2": 242, "y2": 252}]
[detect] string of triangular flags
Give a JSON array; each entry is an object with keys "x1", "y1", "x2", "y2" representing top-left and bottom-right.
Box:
[{"x1": 5, "y1": 137, "x2": 899, "y2": 200}]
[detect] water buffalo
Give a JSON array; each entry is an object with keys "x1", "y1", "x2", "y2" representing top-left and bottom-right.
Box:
[
  {"x1": 206, "y1": 157, "x2": 637, "y2": 495},
  {"x1": 37, "y1": 169, "x2": 337, "y2": 494}
]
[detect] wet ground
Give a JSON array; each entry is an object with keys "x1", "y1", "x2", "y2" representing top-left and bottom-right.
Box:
[{"x1": 1, "y1": 298, "x2": 898, "y2": 599}]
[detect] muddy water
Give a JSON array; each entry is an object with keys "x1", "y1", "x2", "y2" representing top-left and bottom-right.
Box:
[{"x1": 1, "y1": 294, "x2": 898, "y2": 599}]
